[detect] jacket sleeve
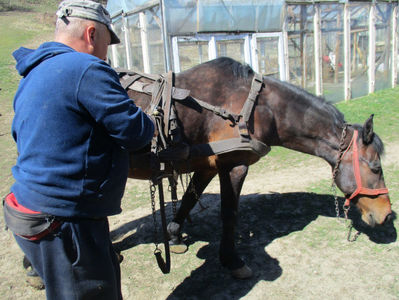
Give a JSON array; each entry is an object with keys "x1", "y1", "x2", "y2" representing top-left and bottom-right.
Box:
[{"x1": 77, "y1": 60, "x2": 154, "y2": 151}]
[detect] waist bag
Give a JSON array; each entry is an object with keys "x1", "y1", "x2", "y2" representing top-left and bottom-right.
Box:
[{"x1": 3, "y1": 195, "x2": 61, "y2": 241}]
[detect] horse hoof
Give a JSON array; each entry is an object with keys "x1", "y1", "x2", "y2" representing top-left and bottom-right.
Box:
[
  {"x1": 231, "y1": 265, "x2": 253, "y2": 279},
  {"x1": 169, "y1": 242, "x2": 188, "y2": 254}
]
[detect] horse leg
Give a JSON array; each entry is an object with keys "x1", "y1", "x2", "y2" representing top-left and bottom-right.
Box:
[
  {"x1": 167, "y1": 169, "x2": 216, "y2": 252},
  {"x1": 218, "y1": 164, "x2": 253, "y2": 279}
]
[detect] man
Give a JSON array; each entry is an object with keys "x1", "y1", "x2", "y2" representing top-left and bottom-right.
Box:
[{"x1": 3, "y1": 0, "x2": 154, "y2": 299}]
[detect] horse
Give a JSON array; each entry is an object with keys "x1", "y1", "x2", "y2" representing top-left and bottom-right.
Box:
[{"x1": 126, "y1": 57, "x2": 392, "y2": 279}]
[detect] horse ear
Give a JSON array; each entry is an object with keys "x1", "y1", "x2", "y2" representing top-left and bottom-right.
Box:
[{"x1": 362, "y1": 114, "x2": 374, "y2": 144}]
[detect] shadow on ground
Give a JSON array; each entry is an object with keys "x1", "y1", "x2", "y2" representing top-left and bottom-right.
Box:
[{"x1": 111, "y1": 192, "x2": 396, "y2": 299}]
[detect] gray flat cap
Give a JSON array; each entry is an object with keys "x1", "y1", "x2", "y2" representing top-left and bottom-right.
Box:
[{"x1": 56, "y1": 0, "x2": 120, "y2": 45}]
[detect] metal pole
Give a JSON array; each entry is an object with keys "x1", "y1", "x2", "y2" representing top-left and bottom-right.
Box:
[{"x1": 160, "y1": 0, "x2": 171, "y2": 71}]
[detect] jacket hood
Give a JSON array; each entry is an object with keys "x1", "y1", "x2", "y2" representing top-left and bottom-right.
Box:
[{"x1": 13, "y1": 42, "x2": 75, "y2": 77}]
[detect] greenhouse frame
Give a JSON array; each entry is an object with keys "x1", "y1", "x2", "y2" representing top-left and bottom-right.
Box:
[{"x1": 106, "y1": 0, "x2": 399, "y2": 102}]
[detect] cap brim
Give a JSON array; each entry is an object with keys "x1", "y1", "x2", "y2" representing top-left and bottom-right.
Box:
[{"x1": 107, "y1": 25, "x2": 120, "y2": 45}]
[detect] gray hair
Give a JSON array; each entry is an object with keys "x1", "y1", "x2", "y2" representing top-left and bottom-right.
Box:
[{"x1": 55, "y1": 17, "x2": 106, "y2": 39}]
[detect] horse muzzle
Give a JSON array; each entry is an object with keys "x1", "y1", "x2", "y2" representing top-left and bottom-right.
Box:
[{"x1": 355, "y1": 194, "x2": 392, "y2": 227}]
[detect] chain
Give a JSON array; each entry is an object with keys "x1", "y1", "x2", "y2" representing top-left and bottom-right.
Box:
[
  {"x1": 331, "y1": 124, "x2": 348, "y2": 221},
  {"x1": 150, "y1": 180, "x2": 160, "y2": 250},
  {"x1": 347, "y1": 223, "x2": 361, "y2": 242},
  {"x1": 330, "y1": 124, "x2": 361, "y2": 241}
]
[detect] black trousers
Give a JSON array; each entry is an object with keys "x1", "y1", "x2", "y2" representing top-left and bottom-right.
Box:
[{"x1": 15, "y1": 218, "x2": 122, "y2": 300}]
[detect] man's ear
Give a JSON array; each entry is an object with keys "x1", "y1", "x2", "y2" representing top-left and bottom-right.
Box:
[
  {"x1": 82, "y1": 25, "x2": 96, "y2": 54},
  {"x1": 85, "y1": 25, "x2": 96, "y2": 46}
]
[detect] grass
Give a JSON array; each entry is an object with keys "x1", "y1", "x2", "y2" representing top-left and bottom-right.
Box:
[{"x1": 0, "y1": 0, "x2": 58, "y2": 13}]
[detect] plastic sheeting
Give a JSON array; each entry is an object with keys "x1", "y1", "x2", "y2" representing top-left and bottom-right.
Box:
[
  {"x1": 107, "y1": 0, "x2": 285, "y2": 34},
  {"x1": 164, "y1": 0, "x2": 284, "y2": 34}
]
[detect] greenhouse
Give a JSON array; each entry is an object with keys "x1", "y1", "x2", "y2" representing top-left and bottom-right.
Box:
[{"x1": 106, "y1": 0, "x2": 399, "y2": 102}]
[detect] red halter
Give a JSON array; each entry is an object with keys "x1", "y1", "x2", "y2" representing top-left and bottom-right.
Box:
[{"x1": 342, "y1": 130, "x2": 389, "y2": 207}]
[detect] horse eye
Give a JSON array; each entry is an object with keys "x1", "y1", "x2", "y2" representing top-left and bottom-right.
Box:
[{"x1": 369, "y1": 162, "x2": 382, "y2": 173}]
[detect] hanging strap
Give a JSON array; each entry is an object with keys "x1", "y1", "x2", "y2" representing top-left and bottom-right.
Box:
[{"x1": 238, "y1": 73, "x2": 264, "y2": 142}]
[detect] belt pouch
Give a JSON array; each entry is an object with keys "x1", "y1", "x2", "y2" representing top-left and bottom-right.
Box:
[{"x1": 3, "y1": 199, "x2": 57, "y2": 239}]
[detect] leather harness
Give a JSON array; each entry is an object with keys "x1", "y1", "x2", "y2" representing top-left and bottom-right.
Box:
[
  {"x1": 117, "y1": 69, "x2": 270, "y2": 160},
  {"x1": 117, "y1": 69, "x2": 270, "y2": 274}
]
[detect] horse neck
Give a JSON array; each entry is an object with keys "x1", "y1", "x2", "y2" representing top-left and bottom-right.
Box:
[
  {"x1": 262, "y1": 92, "x2": 344, "y2": 167},
  {"x1": 281, "y1": 120, "x2": 343, "y2": 167}
]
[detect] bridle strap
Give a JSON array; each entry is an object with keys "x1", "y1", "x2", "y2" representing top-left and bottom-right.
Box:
[{"x1": 343, "y1": 130, "x2": 389, "y2": 206}]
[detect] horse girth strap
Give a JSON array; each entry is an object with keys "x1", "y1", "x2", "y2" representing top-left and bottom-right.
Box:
[{"x1": 190, "y1": 137, "x2": 270, "y2": 158}]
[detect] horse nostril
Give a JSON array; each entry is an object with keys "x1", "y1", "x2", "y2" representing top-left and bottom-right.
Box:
[{"x1": 384, "y1": 213, "x2": 393, "y2": 224}]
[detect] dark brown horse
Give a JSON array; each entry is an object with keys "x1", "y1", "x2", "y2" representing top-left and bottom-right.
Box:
[{"x1": 127, "y1": 57, "x2": 392, "y2": 279}]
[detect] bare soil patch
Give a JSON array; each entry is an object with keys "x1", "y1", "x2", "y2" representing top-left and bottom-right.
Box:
[{"x1": 1, "y1": 143, "x2": 398, "y2": 299}]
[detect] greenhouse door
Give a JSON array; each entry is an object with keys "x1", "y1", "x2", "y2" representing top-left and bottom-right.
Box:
[{"x1": 251, "y1": 33, "x2": 286, "y2": 81}]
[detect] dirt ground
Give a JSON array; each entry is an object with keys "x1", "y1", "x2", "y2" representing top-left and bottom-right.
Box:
[{"x1": 0, "y1": 143, "x2": 398, "y2": 299}]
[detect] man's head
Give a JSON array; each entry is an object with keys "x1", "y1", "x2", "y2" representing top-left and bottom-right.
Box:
[{"x1": 55, "y1": 0, "x2": 120, "y2": 60}]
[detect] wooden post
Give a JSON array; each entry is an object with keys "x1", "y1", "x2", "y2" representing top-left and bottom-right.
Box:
[
  {"x1": 160, "y1": 0, "x2": 171, "y2": 72},
  {"x1": 300, "y1": 5, "x2": 306, "y2": 88},
  {"x1": 334, "y1": 9, "x2": 341, "y2": 84},
  {"x1": 110, "y1": 23, "x2": 119, "y2": 68},
  {"x1": 122, "y1": 14, "x2": 133, "y2": 70},
  {"x1": 392, "y1": 4, "x2": 398, "y2": 88},
  {"x1": 344, "y1": 3, "x2": 351, "y2": 101},
  {"x1": 171, "y1": 36, "x2": 180, "y2": 73},
  {"x1": 250, "y1": 35, "x2": 259, "y2": 72},
  {"x1": 208, "y1": 36, "x2": 217, "y2": 60},
  {"x1": 139, "y1": 12, "x2": 151, "y2": 73},
  {"x1": 282, "y1": 5, "x2": 290, "y2": 82},
  {"x1": 244, "y1": 35, "x2": 251, "y2": 66},
  {"x1": 314, "y1": 3, "x2": 323, "y2": 96},
  {"x1": 368, "y1": 3, "x2": 376, "y2": 94}
]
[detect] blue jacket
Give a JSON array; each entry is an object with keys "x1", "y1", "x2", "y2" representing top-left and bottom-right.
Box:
[{"x1": 11, "y1": 42, "x2": 154, "y2": 218}]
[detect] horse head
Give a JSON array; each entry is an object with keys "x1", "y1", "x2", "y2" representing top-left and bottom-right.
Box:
[{"x1": 334, "y1": 115, "x2": 392, "y2": 227}]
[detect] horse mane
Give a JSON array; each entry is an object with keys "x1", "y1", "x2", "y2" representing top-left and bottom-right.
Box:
[
  {"x1": 206, "y1": 57, "x2": 254, "y2": 80},
  {"x1": 264, "y1": 75, "x2": 345, "y2": 125}
]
